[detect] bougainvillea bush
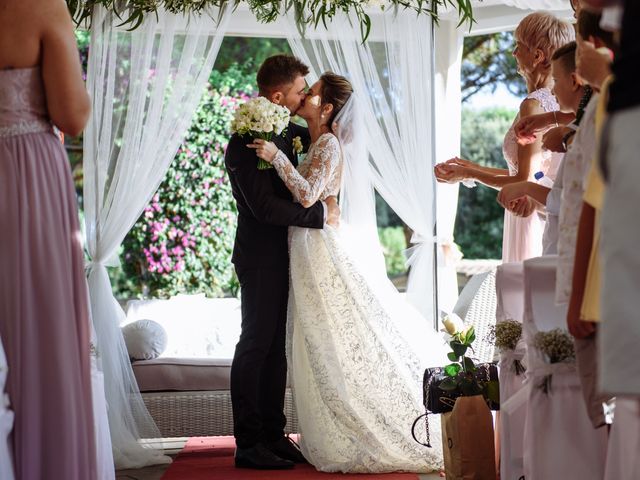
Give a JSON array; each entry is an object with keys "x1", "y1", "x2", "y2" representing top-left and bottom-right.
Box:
[{"x1": 119, "y1": 64, "x2": 255, "y2": 298}]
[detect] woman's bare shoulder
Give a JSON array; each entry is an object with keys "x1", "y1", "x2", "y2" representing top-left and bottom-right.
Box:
[
  {"x1": 0, "y1": 0, "x2": 72, "y2": 68},
  {"x1": 518, "y1": 97, "x2": 545, "y2": 119}
]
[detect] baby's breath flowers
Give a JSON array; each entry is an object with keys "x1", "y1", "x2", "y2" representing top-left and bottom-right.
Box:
[
  {"x1": 488, "y1": 320, "x2": 525, "y2": 375},
  {"x1": 534, "y1": 328, "x2": 575, "y2": 393}
]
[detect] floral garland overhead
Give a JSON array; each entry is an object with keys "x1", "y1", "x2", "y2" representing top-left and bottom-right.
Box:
[{"x1": 66, "y1": 0, "x2": 474, "y2": 41}]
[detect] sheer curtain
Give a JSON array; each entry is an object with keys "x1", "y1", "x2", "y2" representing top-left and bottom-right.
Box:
[
  {"x1": 286, "y1": 11, "x2": 437, "y2": 321},
  {"x1": 84, "y1": 6, "x2": 230, "y2": 468}
]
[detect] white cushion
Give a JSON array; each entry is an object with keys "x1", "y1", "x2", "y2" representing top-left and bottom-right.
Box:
[
  {"x1": 122, "y1": 319, "x2": 167, "y2": 360},
  {"x1": 123, "y1": 295, "x2": 241, "y2": 359}
]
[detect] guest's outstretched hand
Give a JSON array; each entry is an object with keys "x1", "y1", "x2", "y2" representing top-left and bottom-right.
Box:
[
  {"x1": 434, "y1": 158, "x2": 467, "y2": 184},
  {"x1": 514, "y1": 112, "x2": 553, "y2": 145},
  {"x1": 445, "y1": 156, "x2": 473, "y2": 168}
]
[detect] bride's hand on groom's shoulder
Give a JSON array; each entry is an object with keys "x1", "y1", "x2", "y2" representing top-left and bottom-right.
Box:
[{"x1": 247, "y1": 138, "x2": 279, "y2": 163}]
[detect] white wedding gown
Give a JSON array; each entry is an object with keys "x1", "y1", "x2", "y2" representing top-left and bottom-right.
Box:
[{"x1": 271, "y1": 132, "x2": 446, "y2": 473}]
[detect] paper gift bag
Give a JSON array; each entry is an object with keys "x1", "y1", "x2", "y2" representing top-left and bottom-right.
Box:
[{"x1": 442, "y1": 395, "x2": 496, "y2": 480}]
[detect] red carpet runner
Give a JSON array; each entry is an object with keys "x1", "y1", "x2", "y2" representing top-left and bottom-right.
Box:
[{"x1": 161, "y1": 436, "x2": 421, "y2": 480}]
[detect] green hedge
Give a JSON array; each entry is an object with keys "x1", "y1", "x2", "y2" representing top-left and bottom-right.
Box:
[{"x1": 455, "y1": 107, "x2": 516, "y2": 259}]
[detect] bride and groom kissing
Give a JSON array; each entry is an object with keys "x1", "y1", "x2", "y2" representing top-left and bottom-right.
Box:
[{"x1": 224, "y1": 54, "x2": 445, "y2": 473}]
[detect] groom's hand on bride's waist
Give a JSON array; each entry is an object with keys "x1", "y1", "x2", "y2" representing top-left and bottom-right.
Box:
[{"x1": 325, "y1": 196, "x2": 340, "y2": 227}]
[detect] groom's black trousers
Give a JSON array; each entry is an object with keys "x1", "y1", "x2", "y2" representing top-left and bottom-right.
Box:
[{"x1": 231, "y1": 265, "x2": 290, "y2": 449}]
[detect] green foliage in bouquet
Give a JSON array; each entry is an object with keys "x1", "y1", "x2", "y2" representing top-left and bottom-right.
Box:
[
  {"x1": 440, "y1": 325, "x2": 500, "y2": 404},
  {"x1": 119, "y1": 64, "x2": 255, "y2": 298}
]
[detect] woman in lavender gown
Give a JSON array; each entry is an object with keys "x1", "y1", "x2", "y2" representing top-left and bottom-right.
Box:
[{"x1": 0, "y1": 0, "x2": 97, "y2": 478}]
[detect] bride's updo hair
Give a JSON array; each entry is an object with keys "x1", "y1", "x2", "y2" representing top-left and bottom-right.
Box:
[{"x1": 319, "y1": 72, "x2": 353, "y2": 129}]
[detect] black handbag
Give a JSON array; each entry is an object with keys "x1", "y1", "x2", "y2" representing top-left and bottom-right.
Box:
[
  {"x1": 423, "y1": 362, "x2": 500, "y2": 414},
  {"x1": 411, "y1": 362, "x2": 500, "y2": 448}
]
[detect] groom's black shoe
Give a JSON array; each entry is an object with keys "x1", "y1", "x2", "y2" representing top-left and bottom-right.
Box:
[
  {"x1": 265, "y1": 436, "x2": 308, "y2": 464},
  {"x1": 234, "y1": 443, "x2": 295, "y2": 470}
]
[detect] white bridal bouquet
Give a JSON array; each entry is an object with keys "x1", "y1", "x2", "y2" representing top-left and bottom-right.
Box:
[{"x1": 231, "y1": 97, "x2": 290, "y2": 169}]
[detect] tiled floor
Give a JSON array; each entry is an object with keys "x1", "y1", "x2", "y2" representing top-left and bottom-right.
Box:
[{"x1": 115, "y1": 438, "x2": 441, "y2": 479}]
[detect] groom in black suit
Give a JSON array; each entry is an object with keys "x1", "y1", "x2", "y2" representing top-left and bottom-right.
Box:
[{"x1": 225, "y1": 55, "x2": 339, "y2": 470}]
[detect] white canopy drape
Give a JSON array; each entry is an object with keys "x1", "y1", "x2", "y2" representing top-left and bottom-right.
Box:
[{"x1": 83, "y1": 5, "x2": 231, "y2": 468}]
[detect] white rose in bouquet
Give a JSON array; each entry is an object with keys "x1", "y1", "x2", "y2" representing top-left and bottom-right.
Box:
[{"x1": 231, "y1": 97, "x2": 291, "y2": 169}]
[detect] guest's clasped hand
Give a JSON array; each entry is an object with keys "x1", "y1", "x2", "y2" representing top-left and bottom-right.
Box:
[
  {"x1": 433, "y1": 157, "x2": 468, "y2": 184},
  {"x1": 497, "y1": 184, "x2": 537, "y2": 218},
  {"x1": 248, "y1": 138, "x2": 279, "y2": 163}
]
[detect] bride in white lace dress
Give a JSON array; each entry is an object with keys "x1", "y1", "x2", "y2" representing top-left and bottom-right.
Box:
[{"x1": 249, "y1": 72, "x2": 446, "y2": 473}]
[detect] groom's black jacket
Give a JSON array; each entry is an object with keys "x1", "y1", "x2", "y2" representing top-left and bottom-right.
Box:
[{"x1": 225, "y1": 122, "x2": 323, "y2": 268}]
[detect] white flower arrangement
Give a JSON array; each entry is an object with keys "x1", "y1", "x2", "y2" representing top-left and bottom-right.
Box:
[
  {"x1": 534, "y1": 328, "x2": 575, "y2": 364},
  {"x1": 534, "y1": 328, "x2": 575, "y2": 393},
  {"x1": 488, "y1": 320, "x2": 525, "y2": 375},
  {"x1": 491, "y1": 320, "x2": 522, "y2": 351},
  {"x1": 231, "y1": 97, "x2": 290, "y2": 169}
]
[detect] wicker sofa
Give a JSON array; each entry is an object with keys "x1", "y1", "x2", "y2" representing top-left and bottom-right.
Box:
[
  {"x1": 124, "y1": 296, "x2": 299, "y2": 438},
  {"x1": 132, "y1": 357, "x2": 298, "y2": 438}
]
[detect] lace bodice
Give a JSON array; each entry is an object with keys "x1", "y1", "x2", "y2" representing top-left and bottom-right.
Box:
[
  {"x1": 0, "y1": 67, "x2": 52, "y2": 138},
  {"x1": 272, "y1": 132, "x2": 342, "y2": 206},
  {"x1": 503, "y1": 88, "x2": 562, "y2": 179}
]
